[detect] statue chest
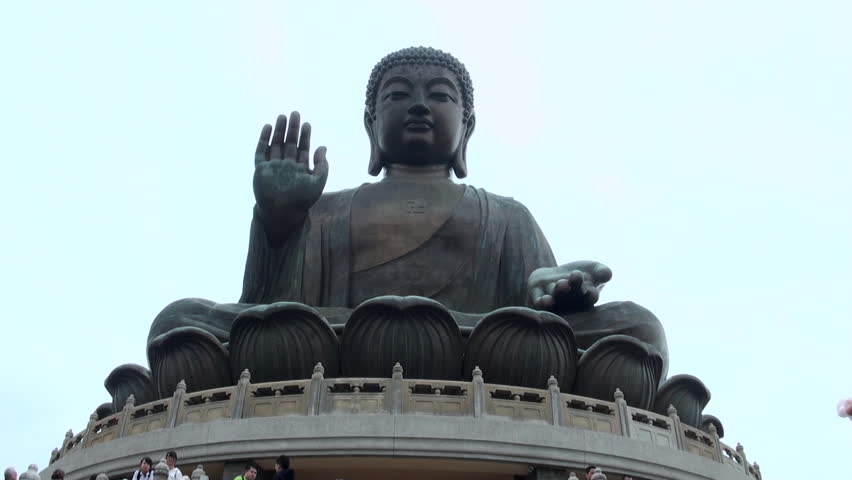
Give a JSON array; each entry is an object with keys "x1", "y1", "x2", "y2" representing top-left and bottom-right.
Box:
[{"x1": 349, "y1": 181, "x2": 476, "y2": 273}]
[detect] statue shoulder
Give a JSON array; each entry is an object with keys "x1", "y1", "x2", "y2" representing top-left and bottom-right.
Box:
[
  {"x1": 463, "y1": 185, "x2": 537, "y2": 219},
  {"x1": 313, "y1": 186, "x2": 362, "y2": 210},
  {"x1": 307, "y1": 185, "x2": 366, "y2": 224}
]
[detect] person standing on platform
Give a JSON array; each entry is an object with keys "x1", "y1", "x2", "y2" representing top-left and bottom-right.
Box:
[
  {"x1": 165, "y1": 451, "x2": 182, "y2": 480},
  {"x1": 233, "y1": 462, "x2": 258, "y2": 480},
  {"x1": 273, "y1": 456, "x2": 293, "y2": 480}
]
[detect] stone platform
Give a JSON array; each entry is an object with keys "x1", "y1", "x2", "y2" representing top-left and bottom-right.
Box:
[{"x1": 44, "y1": 365, "x2": 760, "y2": 480}]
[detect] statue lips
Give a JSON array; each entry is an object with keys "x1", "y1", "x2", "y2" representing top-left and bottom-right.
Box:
[{"x1": 404, "y1": 117, "x2": 433, "y2": 132}]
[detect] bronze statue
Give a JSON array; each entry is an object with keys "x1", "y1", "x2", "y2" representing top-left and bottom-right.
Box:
[{"x1": 137, "y1": 47, "x2": 692, "y2": 417}]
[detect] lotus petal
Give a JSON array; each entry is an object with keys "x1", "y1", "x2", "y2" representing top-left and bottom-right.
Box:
[{"x1": 464, "y1": 307, "x2": 578, "y2": 389}]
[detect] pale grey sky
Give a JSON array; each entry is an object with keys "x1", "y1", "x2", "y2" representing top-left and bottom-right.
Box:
[{"x1": 2, "y1": 2, "x2": 851, "y2": 478}]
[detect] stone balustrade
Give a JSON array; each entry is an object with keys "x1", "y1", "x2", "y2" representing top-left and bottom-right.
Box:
[{"x1": 51, "y1": 364, "x2": 761, "y2": 479}]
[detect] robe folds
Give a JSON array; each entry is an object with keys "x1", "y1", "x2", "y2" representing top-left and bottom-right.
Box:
[
  {"x1": 240, "y1": 185, "x2": 556, "y2": 313},
  {"x1": 151, "y1": 182, "x2": 667, "y2": 377}
]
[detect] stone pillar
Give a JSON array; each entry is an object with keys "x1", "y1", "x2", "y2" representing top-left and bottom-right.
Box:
[
  {"x1": 613, "y1": 388, "x2": 633, "y2": 438},
  {"x1": 117, "y1": 395, "x2": 136, "y2": 438},
  {"x1": 666, "y1": 404, "x2": 686, "y2": 451},
  {"x1": 82, "y1": 412, "x2": 99, "y2": 448},
  {"x1": 736, "y1": 443, "x2": 750, "y2": 475},
  {"x1": 390, "y1": 362, "x2": 404, "y2": 414},
  {"x1": 308, "y1": 363, "x2": 325, "y2": 415},
  {"x1": 191, "y1": 465, "x2": 208, "y2": 480},
  {"x1": 63, "y1": 429, "x2": 74, "y2": 452},
  {"x1": 166, "y1": 380, "x2": 187, "y2": 428},
  {"x1": 307, "y1": 363, "x2": 325, "y2": 415},
  {"x1": 708, "y1": 423, "x2": 724, "y2": 462},
  {"x1": 472, "y1": 366, "x2": 485, "y2": 418},
  {"x1": 528, "y1": 467, "x2": 569, "y2": 480},
  {"x1": 19, "y1": 465, "x2": 39, "y2": 480},
  {"x1": 96, "y1": 473, "x2": 109, "y2": 480},
  {"x1": 590, "y1": 467, "x2": 607, "y2": 480},
  {"x1": 547, "y1": 376, "x2": 562, "y2": 426},
  {"x1": 153, "y1": 459, "x2": 168, "y2": 480},
  {"x1": 232, "y1": 369, "x2": 252, "y2": 420}
]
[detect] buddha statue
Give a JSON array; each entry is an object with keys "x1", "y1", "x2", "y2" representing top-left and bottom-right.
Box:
[{"x1": 139, "y1": 47, "x2": 687, "y2": 416}]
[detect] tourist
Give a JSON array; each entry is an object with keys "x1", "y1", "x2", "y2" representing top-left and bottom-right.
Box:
[
  {"x1": 50, "y1": 469, "x2": 65, "y2": 480},
  {"x1": 165, "y1": 451, "x2": 182, "y2": 480},
  {"x1": 837, "y1": 398, "x2": 852, "y2": 419},
  {"x1": 233, "y1": 462, "x2": 258, "y2": 480},
  {"x1": 131, "y1": 457, "x2": 153, "y2": 480},
  {"x1": 584, "y1": 466, "x2": 596, "y2": 480},
  {"x1": 273, "y1": 455, "x2": 293, "y2": 480},
  {"x1": 4, "y1": 467, "x2": 17, "y2": 480}
]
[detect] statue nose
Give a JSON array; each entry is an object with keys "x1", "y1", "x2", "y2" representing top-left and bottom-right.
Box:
[{"x1": 408, "y1": 93, "x2": 430, "y2": 116}]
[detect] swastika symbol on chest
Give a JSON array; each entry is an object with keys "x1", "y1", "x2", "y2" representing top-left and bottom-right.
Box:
[{"x1": 407, "y1": 199, "x2": 426, "y2": 214}]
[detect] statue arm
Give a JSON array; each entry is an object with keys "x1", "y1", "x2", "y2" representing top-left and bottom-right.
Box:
[
  {"x1": 493, "y1": 199, "x2": 612, "y2": 314},
  {"x1": 241, "y1": 111, "x2": 329, "y2": 304},
  {"x1": 493, "y1": 199, "x2": 558, "y2": 308},
  {"x1": 239, "y1": 206, "x2": 311, "y2": 304}
]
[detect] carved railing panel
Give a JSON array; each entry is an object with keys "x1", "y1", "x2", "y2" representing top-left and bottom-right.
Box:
[
  {"x1": 125, "y1": 399, "x2": 170, "y2": 435},
  {"x1": 176, "y1": 385, "x2": 237, "y2": 425},
  {"x1": 86, "y1": 413, "x2": 122, "y2": 447},
  {"x1": 721, "y1": 442, "x2": 745, "y2": 470},
  {"x1": 628, "y1": 407, "x2": 676, "y2": 448},
  {"x1": 320, "y1": 379, "x2": 391, "y2": 414},
  {"x1": 561, "y1": 394, "x2": 621, "y2": 434},
  {"x1": 485, "y1": 385, "x2": 551, "y2": 423},
  {"x1": 63, "y1": 431, "x2": 85, "y2": 458},
  {"x1": 245, "y1": 380, "x2": 311, "y2": 417},
  {"x1": 682, "y1": 424, "x2": 717, "y2": 460},
  {"x1": 402, "y1": 380, "x2": 472, "y2": 416}
]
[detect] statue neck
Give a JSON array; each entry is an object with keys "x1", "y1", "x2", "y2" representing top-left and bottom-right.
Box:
[{"x1": 383, "y1": 163, "x2": 452, "y2": 181}]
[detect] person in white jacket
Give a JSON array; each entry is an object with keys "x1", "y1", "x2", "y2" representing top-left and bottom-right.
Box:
[{"x1": 165, "y1": 452, "x2": 182, "y2": 480}]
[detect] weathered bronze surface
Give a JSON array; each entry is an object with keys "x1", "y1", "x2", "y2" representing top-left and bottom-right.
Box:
[{"x1": 125, "y1": 47, "x2": 688, "y2": 412}]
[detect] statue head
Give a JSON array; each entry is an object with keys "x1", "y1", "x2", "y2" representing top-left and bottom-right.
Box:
[{"x1": 364, "y1": 47, "x2": 475, "y2": 178}]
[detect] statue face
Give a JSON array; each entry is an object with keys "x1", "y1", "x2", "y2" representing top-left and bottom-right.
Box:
[{"x1": 373, "y1": 64, "x2": 466, "y2": 167}]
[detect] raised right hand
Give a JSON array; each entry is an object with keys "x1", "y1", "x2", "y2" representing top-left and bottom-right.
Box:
[{"x1": 253, "y1": 112, "x2": 329, "y2": 235}]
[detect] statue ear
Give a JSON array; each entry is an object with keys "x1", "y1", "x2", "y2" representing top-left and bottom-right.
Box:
[
  {"x1": 364, "y1": 109, "x2": 382, "y2": 176},
  {"x1": 452, "y1": 112, "x2": 475, "y2": 179}
]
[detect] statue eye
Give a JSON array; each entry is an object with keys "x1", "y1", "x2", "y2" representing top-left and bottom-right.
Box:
[
  {"x1": 430, "y1": 92, "x2": 454, "y2": 102},
  {"x1": 384, "y1": 91, "x2": 410, "y2": 101}
]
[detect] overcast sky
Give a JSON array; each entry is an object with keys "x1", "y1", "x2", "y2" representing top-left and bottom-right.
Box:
[{"x1": 2, "y1": 2, "x2": 851, "y2": 478}]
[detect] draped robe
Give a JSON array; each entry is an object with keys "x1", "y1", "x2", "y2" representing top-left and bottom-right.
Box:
[
  {"x1": 240, "y1": 185, "x2": 555, "y2": 313},
  {"x1": 151, "y1": 183, "x2": 667, "y2": 376}
]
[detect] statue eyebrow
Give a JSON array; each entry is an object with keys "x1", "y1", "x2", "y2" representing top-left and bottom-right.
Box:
[
  {"x1": 380, "y1": 76, "x2": 413, "y2": 91},
  {"x1": 426, "y1": 77, "x2": 459, "y2": 92}
]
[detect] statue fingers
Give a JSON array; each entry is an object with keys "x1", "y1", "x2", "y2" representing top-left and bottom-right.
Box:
[
  {"x1": 567, "y1": 270, "x2": 585, "y2": 289},
  {"x1": 592, "y1": 263, "x2": 613, "y2": 285},
  {"x1": 552, "y1": 279, "x2": 574, "y2": 301},
  {"x1": 552, "y1": 277, "x2": 592, "y2": 310},
  {"x1": 582, "y1": 282, "x2": 600, "y2": 306},
  {"x1": 283, "y1": 111, "x2": 301, "y2": 160},
  {"x1": 534, "y1": 293, "x2": 556, "y2": 311},
  {"x1": 311, "y1": 146, "x2": 329, "y2": 181},
  {"x1": 254, "y1": 124, "x2": 272, "y2": 166},
  {"x1": 529, "y1": 284, "x2": 546, "y2": 305},
  {"x1": 269, "y1": 114, "x2": 287, "y2": 160},
  {"x1": 297, "y1": 122, "x2": 311, "y2": 165}
]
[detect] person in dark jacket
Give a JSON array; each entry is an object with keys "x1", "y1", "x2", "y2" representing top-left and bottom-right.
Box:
[{"x1": 273, "y1": 455, "x2": 293, "y2": 480}]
